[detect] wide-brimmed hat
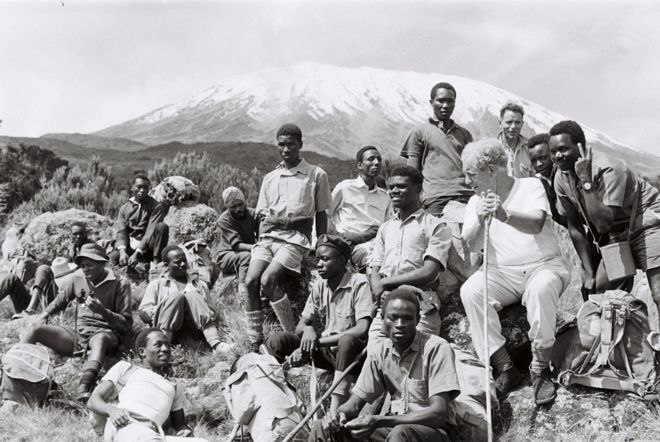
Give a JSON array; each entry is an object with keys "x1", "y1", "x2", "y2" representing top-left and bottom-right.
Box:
[
  {"x1": 74, "y1": 243, "x2": 108, "y2": 265},
  {"x1": 316, "y1": 234, "x2": 351, "y2": 261},
  {"x1": 51, "y1": 257, "x2": 78, "y2": 280}
]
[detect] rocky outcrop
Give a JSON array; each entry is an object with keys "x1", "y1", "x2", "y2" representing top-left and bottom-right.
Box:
[{"x1": 164, "y1": 202, "x2": 219, "y2": 245}]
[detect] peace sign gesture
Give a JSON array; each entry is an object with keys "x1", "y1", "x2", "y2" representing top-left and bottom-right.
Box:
[{"x1": 574, "y1": 142, "x2": 593, "y2": 185}]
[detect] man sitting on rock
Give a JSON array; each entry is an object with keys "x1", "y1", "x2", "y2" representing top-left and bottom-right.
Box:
[
  {"x1": 112, "y1": 172, "x2": 169, "y2": 269},
  {"x1": 22, "y1": 244, "x2": 132, "y2": 402},
  {"x1": 67, "y1": 221, "x2": 95, "y2": 262},
  {"x1": 88, "y1": 328, "x2": 210, "y2": 441},
  {"x1": 527, "y1": 133, "x2": 567, "y2": 227},
  {"x1": 216, "y1": 186, "x2": 259, "y2": 300},
  {"x1": 368, "y1": 165, "x2": 453, "y2": 347},
  {"x1": 244, "y1": 124, "x2": 332, "y2": 350},
  {"x1": 139, "y1": 245, "x2": 229, "y2": 353},
  {"x1": 329, "y1": 146, "x2": 392, "y2": 271},
  {"x1": 460, "y1": 138, "x2": 570, "y2": 405},
  {"x1": 263, "y1": 235, "x2": 373, "y2": 413},
  {"x1": 309, "y1": 288, "x2": 460, "y2": 442}
]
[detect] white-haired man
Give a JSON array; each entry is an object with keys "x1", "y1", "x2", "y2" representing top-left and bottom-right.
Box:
[{"x1": 460, "y1": 138, "x2": 570, "y2": 406}]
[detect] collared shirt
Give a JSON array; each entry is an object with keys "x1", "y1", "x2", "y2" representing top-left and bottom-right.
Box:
[
  {"x1": 496, "y1": 131, "x2": 533, "y2": 178},
  {"x1": 301, "y1": 270, "x2": 374, "y2": 337},
  {"x1": 256, "y1": 158, "x2": 332, "y2": 248},
  {"x1": 46, "y1": 269, "x2": 132, "y2": 332},
  {"x1": 370, "y1": 208, "x2": 452, "y2": 278},
  {"x1": 400, "y1": 118, "x2": 473, "y2": 203},
  {"x1": 115, "y1": 196, "x2": 167, "y2": 251},
  {"x1": 216, "y1": 208, "x2": 259, "y2": 253},
  {"x1": 352, "y1": 331, "x2": 460, "y2": 415},
  {"x1": 139, "y1": 271, "x2": 210, "y2": 320},
  {"x1": 329, "y1": 176, "x2": 393, "y2": 236}
]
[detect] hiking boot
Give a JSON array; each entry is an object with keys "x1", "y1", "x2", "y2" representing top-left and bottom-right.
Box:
[
  {"x1": 530, "y1": 368, "x2": 557, "y2": 406},
  {"x1": 75, "y1": 383, "x2": 91, "y2": 403},
  {"x1": 494, "y1": 366, "x2": 523, "y2": 398}
]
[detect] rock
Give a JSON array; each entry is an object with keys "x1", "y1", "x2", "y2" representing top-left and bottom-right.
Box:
[
  {"x1": 19, "y1": 208, "x2": 113, "y2": 264},
  {"x1": 164, "y1": 202, "x2": 219, "y2": 245}
]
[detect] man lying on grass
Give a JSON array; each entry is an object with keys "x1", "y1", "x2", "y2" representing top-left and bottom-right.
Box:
[{"x1": 88, "y1": 328, "x2": 210, "y2": 441}]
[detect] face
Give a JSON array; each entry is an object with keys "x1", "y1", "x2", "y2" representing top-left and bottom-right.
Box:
[
  {"x1": 167, "y1": 249, "x2": 188, "y2": 279},
  {"x1": 548, "y1": 133, "x2": 580, "y2": 171},
  {"x1": 132, "y1": 178, "x2": 150, "y2": 202},
  {"x1": 140, "y1": 331, "x2": 172, "y2": 368},
  {"x1": 77, "y1": 257, "x2": 106, "y2": 282},
  {"x1": 463, "y1": 163, "x2": 496, "y2": 193},
  {"x1": 227, "y1": 200, "x2": 246, "y2": 218},
  {"x1": 71, "y1": 225, "x2": 87, "y2": 247},
  {"x1": 528, "y1": 143, "x2": 553, "y2": 178},
  {"x1": 429, "y1": 88, "x2": 456, "y2": 122},
  {"x1": 499, "y1": 110, "x2": 524, "y2": 140},
  {"x1": 387, "y1": 175, "x2": 419, "y2": 210},
  {"x1": 382, "y1": 298, "x2": 419, "y2": 348},
  {"x1": 277, "y1": 135, "x2": 302, "y2": 164},
  {"x1": 316, "y1": 245, "x2": 346, "y2": 280},
  {"x1": 357, "y1": 149, "x2": 382, "y2": 178}
]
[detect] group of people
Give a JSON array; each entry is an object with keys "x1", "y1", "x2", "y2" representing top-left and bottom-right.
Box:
[{"x1": 2, "y1": 80, "x2": 660, "y2": 442}]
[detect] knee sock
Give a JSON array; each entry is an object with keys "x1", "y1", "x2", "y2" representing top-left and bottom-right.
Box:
[
  {"x1": 490, "y1": 346, "x2": 513, "y2": 374},
  {"x1": 530, "y1": 346, "x2": 552, "y2": 375},
  {"x1": 80, "y1": 360, "x2": 103, "y2": 389},
  {"x1": 271, "y1": 294, "x2": 296, "y2": 332},
  {"x1": 202, "y1": 325, "x2": 222, "y2": 349},
  {"x1": 245, "y1": 310, "x2": 264, "y2": 344}
]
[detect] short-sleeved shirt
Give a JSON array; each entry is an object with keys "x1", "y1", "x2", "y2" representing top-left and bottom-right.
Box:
[
  {"x1": 370, "y1": 208, "x2": 452, "y2": 278},
  {"x1": 463, "y1": 178, "x2": 561, "y2": 266},
  {"x1": 329, "y1": 176, "x2": 393, "y2": 236},
  {"x1": 352, "y1": 332, "x2": 460, "y2": 415},
  {"x1": 139, "y1": 271, "x2": 210, "y2": 321},
  {"x1": 256, "y1": 159, "x2": 332, "y2": 248},
  {"x1": 400, "y1": 118, "x2": 473, "y2": 204},
  {"x1": 301, "y1": 270, "x2": 374, "y2": 337},
  {"x1": 102, "y1": 360, "x2": 184, "y2": 427},
  {"x1": 554, "y1": 154, "x2": 660, "y2": 240},
  {"x1": 216, "y1": 208, "x2": 259, "y2": 253},
  {"x1": 496, "y1": 131, "x2": 533, "y2": 178}
]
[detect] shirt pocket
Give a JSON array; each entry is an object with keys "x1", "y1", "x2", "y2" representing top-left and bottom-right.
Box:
[
  {"x1": 405, "y1": 378, "x2": 429, "y2": 407},
  {"x1": 282, "y1": 175, "x2": 314, "y2": 215},
  {"x1": 367, "y1": 200, "x2": 388, "y2": 222},
  {"x1": 332, "y1": 307, "x2": 355, "y2": 332}
]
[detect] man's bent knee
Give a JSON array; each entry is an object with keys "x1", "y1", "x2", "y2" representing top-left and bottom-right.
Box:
[{"x1": 154, "y1": 222, "x2": 169, "y2": 234}]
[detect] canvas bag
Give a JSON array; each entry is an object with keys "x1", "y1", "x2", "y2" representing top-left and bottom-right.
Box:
[
  {"x1": 557, "y1": 290, "x2": 659, "y2": 397},
  {"x1": 7, "y1": 249, "x2": 38, "y2": 285},
  {"x1": 0, "y1": 343, "x2": 54, "y2": 407}
]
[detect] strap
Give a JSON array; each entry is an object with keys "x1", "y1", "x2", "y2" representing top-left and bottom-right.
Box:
[
  {"x1": 627, "y1": 183, "x2": 640, "y2": 241},
  {"x1": 559, "y1": 370, "x2": 647, "y2": 397}
]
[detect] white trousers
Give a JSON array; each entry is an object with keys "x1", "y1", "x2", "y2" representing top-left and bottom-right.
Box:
[{"x1": 460, "y1": 257, "x2": 570, "y2": 365}]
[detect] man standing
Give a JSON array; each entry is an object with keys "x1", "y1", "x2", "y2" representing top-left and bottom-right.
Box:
[
  {"x1": 401, "y1": 82, "x2": 473, "y2": 216},
  {"x1": 550, "y1": 120, "x2": 660, "y2": 318},
  {"x1": 263, "y1": 235, "x2": 373, "y2": 413},
  {"x1": 309, "y1": 288, "x2": 460, "y2": 442},
  {"x1": 244, "y1": 124, "x2": 332, "y2": 349},
  {"x1": 527, "y1": 133, "x2": 567, "y2": 227},
  {"x1": 329, "y1": 146, "x2": 392, "y2": 270},
  {"x1": 497, "y1": 102, "x2": 533, "y2": 178}
]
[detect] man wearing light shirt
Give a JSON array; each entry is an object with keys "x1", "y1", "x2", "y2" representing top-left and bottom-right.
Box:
[{"x1": 496, "y1": 102, "x2": 533, "y2": 178}]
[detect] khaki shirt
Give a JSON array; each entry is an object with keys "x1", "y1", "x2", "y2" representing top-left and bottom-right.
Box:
[
  {"x1": 329, "y1": 176, "x2": 393, "y2": 236},
  {"x1": 497, "y1": 131, "x2": 533, "y2": 178}
]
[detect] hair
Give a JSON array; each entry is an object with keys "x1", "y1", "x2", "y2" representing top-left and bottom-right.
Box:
[
  {"x1": 382, "y1": 287, "x2": 421, "y2": 319},
  {"x1": 132, "y1": 171, "x2": 150, "y2": 185},
  {"x1": 276, "y1": 124, "x2": 303, "y2": 143},
  {"x1": 461, "y1": 138, "x2": 508, "y2": 171},
  {"x1": 527, "y1": 133, "x2": 550, "y2": 150},
  {"x1": 389, "y1": 165, "x2": 423, "y2": 186},
  {"x1": 356, "y1": 145, "x2": 380, "y2": 163},
  {"x1": 549, "y1": 120, "x2": 586, "y2": 147},
  {"x1": 134, "y1": 327, "x2": 163, "y2": 356},
  {"x1": 71, "y1": 221, "x2": 87, "y2": 231},
  {"x1": 430, "y1": 82, "x2": 456, "y2": 100},
  {"x1": 499, "y1": 102, "x2": 525, "y2": 119},
  {"x1": 161, "y1": 245, "x2": 184, "y2": 264}
]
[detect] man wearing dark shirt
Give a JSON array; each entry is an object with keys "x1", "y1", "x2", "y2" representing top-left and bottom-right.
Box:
[
  {"x1": 527, "y1": 134, "x2": 567, "y2": 227},
  {"x1": 67, "y1": 221, "x2": 95, "y2": 262}
]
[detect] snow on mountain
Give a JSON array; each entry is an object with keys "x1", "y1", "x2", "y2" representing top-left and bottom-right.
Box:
[{"x1": 95, "y1": 62, "x2": 632, "y2": 159}]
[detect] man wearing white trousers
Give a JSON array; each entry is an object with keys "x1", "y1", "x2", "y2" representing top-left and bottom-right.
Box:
[{"x1": 460, "y1": 138, "x2": 570, "y2": 406}]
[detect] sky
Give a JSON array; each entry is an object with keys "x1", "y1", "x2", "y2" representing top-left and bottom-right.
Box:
[{"x1": 1, "y1": 0, "x2": 659, "y2": 154}]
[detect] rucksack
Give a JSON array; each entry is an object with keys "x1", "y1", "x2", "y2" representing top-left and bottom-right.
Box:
[
  {"x1": 180, "y1": 239, "x2": 214, "y2": 286},
  {"x1": 557, "y1": 290, "x2": 659, "y2": 398},
  {"x1": 0, "y1": 343, "x2": 54, "y2": 407},
  {"x1": 8, "y1": 249, "x2": 38, "y2": 285}
]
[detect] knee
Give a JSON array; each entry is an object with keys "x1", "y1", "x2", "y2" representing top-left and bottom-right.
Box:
[
  {"x1": 0, "y1": 273, "x2": 21, "y2": 290},
  {"x1": 154, "y1": 222, "x2": 169, "y2": 234},
  {"x1": 337, "y1": 334, "x2": 361, "y2": 350},
  {"x1": 460, "y1": 279, "x2": 481, "y2": 306},
  {"x1": 245, "y1": 273, "x2": 260, "y2": 291},
  {"x1": 260, "y1": 272, "x2": 278, "y2": 291},
  {"x1": 385, "y1": 425, "x2": 412, "y2": 441},
  {"x1": 21, "y1": 323, "x2": 43, "y2": 343},
  {"x1": 34, "y1": 265, "x2": 52, "y2": 281}
]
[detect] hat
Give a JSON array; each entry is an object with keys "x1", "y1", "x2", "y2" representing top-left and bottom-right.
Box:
[
  {"x1": 222, "y1": 187, "x2": 245, "y2": 206},
  {"x1": 316, "y1": 234, "x2": 351, "y2": 261},
  {"x1": 51, "y1": 257, "x2": 78, "y2": 279},
  {"x1": 74, "y1": 243, "x2": 109, "y2": 265}
]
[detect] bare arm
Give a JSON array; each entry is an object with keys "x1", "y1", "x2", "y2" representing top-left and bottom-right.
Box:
[
  {"x1": 407, "y1": 155, "x2": 422, "y2": 171},
  {"x1": 318, "y1": 318, "x2": 371, "y2": 347},
  {"x1": 379, "y1": 258, "x2": 441, "y2": 292},
  {"x1": 315, "y1": 211, "x2": 328, "y2": 237},
  {"x1": 88, "y1": 381, "x2": 132, "y2": 429}
]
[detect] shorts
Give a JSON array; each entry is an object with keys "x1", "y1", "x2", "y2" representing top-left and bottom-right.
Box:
[
  {"x1": 251, "y1": 238, "x2": 305, "y2": 273},
  {"x1": 64, "y1": 325, "x2": 119, "y2": 353},
  {"x1": 632, "y1": 225, "x2": 660, "y2": 271}
]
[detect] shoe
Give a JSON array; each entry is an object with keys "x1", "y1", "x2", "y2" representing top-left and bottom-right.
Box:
[
  {"x1": 75, "y1": 384, "x2": 91, "y2": 403},
  {"x1": 11, "y1": 309, "x2": 37, "y2": 320},
  {"x1": 494, "y1": 366, "x2": 523, "y2": 398},
  {"x1": 531, "y1": 367, "x2": 557, "y2": 406},
  {"x1": 213, "y1": 342, "x2": 235, "y2": 354}
]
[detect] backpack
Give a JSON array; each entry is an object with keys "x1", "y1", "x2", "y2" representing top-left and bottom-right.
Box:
[
  {"x1": 8, "y1": 249, "x2": 38, "y2": 285},
  {"x1": 557, "y1": 290, "x2": 659, "y2": 398},
  {"x1": 0, "y1": 343, "x2": 54, "y2": 407},
  {"x1": 180, "y1": 239, "x2": 214, "y2": 286},
  {"x1": 224, "y1": 353, "x2": 308, "y2": 442}
]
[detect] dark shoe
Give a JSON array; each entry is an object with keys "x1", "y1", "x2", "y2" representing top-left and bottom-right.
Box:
[
  {"x1": 531, "y1": 368, "x2": 557, "y2": 406},
  {"x1": 75, "y1": 384, "x2": 91, "y2": 403},
  {"x1": 495, "y1": 366, "x2": 523, "y2": 398}
]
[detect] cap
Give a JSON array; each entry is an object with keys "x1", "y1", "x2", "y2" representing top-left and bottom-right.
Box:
[{"x1": 316, "y1": 234, "x2": 351, "y2": 261}]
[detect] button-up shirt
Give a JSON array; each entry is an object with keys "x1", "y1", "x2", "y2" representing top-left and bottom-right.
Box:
[
  {"x1": 139, "y1": 271, "x2": 211, "y2": 321},
  {"x1": 497, "y1": 131, "x2": 533, "y2": 178},
  {"x1": 301, "y1": 270, "x2": 374, "y2": 337},
  {"x1": 370, "y1": 208, "x2": 452, "y2": 278},
  {"x1": 352, "y1": 331, "x2": 460, "y2": 415},
  {"x1": 329, "y1": 176, "x2": 393, "y2": 236},
  {"x1": 256, "y1": 159, "x2": 332, "y2": 248},
  {"x1": 115, "y1": 196, "x2": 167, "y2": 251}
]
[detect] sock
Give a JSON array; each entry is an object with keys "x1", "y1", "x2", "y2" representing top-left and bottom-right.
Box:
[
  {"x1": 202, "y1": 325, "x2": 222, "y2": 348},
  {"x1": 245, "y1": 310, "x2": 264, "y2": 344},
  {"x1": 271, "y1": 295, "x2": 296, "y2": 332},
  {"x1": 530, "y1": 346, "x2": 552, "y2": 375},
  {"x1": 79, "y1": 360, "x2": 103, "y2": 389},
  {"x1": 490, "y1": 346, "x2": 513, "y2": 374}
]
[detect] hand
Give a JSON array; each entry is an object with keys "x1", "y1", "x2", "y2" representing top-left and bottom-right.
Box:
[
  {"x1": 340, "y1": 232, "x2": 361, "y2": 245},
  {"x1": 323, "y1": 410, "x2": 348, "y2": 434},
  {"x1": 118, "y1": 249, "x2": 129, "y2": 267},
  {"x1": 85, "y1": 296, "x2": 106, "y2": 315},
  {"x1": 344, "y1": 415, "x2": 379, "y2": 439},
  {"x1": 581, "y1": 268, "x2": 597, "y2": 291},
  {"x1": 482, "y1": 190, "x2": 506, "y2": 221},
  {"x1": 371, "y1": 279, "x2": 386, "y2": 305},
  {"x1": 108, "y1": 407, "x2": 131, "y2": 429},
  {"x1": 175, "y1": 427, "x2": 193, "y2": 437},
  {"x1": 127, "y1": 250, "x2": 140, "y2": 267},
  {"x1": 300, "y1": 326, "x2": 318, "y2": 354},
  {"x1": 264, "y1": 216, "x2": 287, "y2": 229},
  {"x1": 475, "y1": 193, "x2": 490, "y2": 223},
  {"x1": 288, "y1": 348, "x2": 305, "y2": 366},
  {"x1": 574, "y1": 143, "x2": 593, "y2": 185}
]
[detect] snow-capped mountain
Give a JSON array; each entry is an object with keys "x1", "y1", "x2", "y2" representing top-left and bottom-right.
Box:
[{"x1": 95, "y1": 62, "x2": 632, "y2": 159}]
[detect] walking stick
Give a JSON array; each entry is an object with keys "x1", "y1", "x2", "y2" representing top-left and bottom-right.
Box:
[
  {"x1": 282, "y1": 347, "x2": 368, "y2": 442},
  {"x1": 483, "y1": 216, "x2": 493, "y2": 442}
]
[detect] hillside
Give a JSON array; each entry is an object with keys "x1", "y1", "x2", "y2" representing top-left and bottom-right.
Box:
[{"x1": 41, "y1": 133, "x2": 148, "y2": 152}]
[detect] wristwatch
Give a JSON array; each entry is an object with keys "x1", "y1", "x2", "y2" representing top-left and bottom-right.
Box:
[
  {"x1": 501, "y1": 209, "x2": 510, "y2": 224},
  {"x1": 583, "y1": 182, "x2": 593, "y2": 191}
]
